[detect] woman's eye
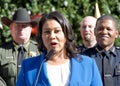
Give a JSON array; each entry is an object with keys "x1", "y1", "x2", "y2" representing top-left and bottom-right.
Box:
[
  {"x1": 44, "y1": 31, "x2": 50, "y2": 34},
  {"x1": 55, "y1": 30, "x2": 60, "y2": 33}
]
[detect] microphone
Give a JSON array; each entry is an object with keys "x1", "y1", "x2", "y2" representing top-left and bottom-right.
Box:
[
  {"x1": 45, "y1": 49, "x2": 54, "y2": 61},
  {"x1": 33, "y1": 49, "x2": 54, "y2": 86}
]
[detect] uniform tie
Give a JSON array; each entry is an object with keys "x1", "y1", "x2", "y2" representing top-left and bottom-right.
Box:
[
  {"x1": 102, "y1": 51, "x2": 113, "y2": 86},
  {"x1": 17, "y1": 45, "x2": 25, "y2": 73}
]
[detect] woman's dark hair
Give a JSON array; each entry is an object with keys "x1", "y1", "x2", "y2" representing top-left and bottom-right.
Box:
[{"x1": 36, "y1": 11, "x2": 79, "y2": 57}]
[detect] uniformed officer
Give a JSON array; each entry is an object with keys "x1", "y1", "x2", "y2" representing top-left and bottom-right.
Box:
[
  {"x1": 79, "y1": 16, "x2": 97, "y2": 53},
  {"x1": 0, "y1": 8, "x2": 40, "y2": 86},
  {"x1": 83, "y1": 15, "x2": 120, "y2": 86}
]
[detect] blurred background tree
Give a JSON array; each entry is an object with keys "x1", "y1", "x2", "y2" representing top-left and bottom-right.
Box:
[{"x1": 0, "y1": 0, "x2": 120, "y2": 46}]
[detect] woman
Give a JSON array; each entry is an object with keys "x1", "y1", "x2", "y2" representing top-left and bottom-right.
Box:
[{"x1": 16, "y1": 11, "x2": 103, "y2": 86}]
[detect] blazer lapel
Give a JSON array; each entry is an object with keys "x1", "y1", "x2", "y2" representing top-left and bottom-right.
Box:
[
  {"x1": 69, "y1": 57, "x2": 82, "y2": 86},
  {"x1": 36, "y1": 62, "x2": 51, "y2": 86},
  {"x1": 35, "y1": 52, "x2": 51, "y2": 86}
]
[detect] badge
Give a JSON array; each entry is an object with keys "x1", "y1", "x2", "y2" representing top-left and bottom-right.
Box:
[{"x1": 28, "y1": 51, "x2": 37, "y2": 57}]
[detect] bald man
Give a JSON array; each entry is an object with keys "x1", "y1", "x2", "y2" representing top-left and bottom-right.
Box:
[{"x1": 79, "y1": 16, "x2": 97, "y2": 53}]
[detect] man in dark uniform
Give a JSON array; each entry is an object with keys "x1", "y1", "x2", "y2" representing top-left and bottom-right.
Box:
[
  {"x1": 83, "y1": 15, "x2": 120, "y2": 86},
  {"x1": 0, "y1": 8, "x2": 40, "y2": 86},
  {"x1": 79, "y1": 16, "x2": 97, "y2": 53}
]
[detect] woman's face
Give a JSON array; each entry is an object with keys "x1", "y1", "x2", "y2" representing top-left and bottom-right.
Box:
[{"x1": 42, "y1": 19, "x2": 66, "y2": 53}]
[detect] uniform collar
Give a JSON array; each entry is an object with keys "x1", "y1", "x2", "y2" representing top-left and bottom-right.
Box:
[
  {"x1": 109, "y1": 46, "x2": 117, "y2": 57},
  {"x1": 95, "y1": 44, "x2": 117, "y2": 57},
  {"x1": 13, "y1": 41, "x2": 30, "y2": 51}
]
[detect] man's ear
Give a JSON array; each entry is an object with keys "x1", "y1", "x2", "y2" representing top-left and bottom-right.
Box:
[
  {"x1": 115, "y1": 30, "x2": 119, "y2": 38},
  {"x1": 9, "y1": 23, "x2": 15, "y2": 30}
]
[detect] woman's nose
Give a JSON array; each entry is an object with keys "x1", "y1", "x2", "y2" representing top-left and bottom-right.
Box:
[{"x1": 49, "y1": 31, "x2": 55, "y2": 38}]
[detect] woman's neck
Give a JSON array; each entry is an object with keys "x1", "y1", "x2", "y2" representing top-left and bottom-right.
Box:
[{"x1": 47, "y1": 50, "x2": 69, "y2": 65}]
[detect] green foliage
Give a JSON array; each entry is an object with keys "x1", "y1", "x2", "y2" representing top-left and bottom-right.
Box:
[{"x1": 0, "y1": 0, "x2": 120, "y2": 46}]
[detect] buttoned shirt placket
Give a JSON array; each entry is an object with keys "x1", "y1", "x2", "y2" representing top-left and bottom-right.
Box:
[{"x1": 102, "y1": 51, "x2": 114, "y2": 86}]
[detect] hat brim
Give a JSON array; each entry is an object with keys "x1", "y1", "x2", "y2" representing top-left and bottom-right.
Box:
[
  {"x1": 1, "y1": 17, "x2": 12, "y2": 27},
  {"x1": 1, "y1": 17, "x2": 38, "y2": 27}
]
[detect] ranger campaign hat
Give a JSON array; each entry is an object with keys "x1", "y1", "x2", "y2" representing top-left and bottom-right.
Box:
[{"x1": 1, "y1": 8, "x2": 37, "y2": 27}]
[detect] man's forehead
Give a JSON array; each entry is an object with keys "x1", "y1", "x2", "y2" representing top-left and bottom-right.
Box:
[
  {"x1": 81, "y1": 21, "x2": 95, "y2": 26},
  {"x1": 81, "y1": 19, "x2": 96, "y2": 25},
  {"x1": 10, "y1": 22, "x2": 31, "y2": 27},
  {"x1": 97, "y1": 19, "x2": 115, "y2": 25},
  {"x1": 15, "y1": 22, "x2": 30, "y2": 24}
]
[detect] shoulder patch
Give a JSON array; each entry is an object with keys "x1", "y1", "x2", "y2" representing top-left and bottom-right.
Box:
[
  {"x1": 0, "y1": 41, "x2": 13, "y2": 48},
  {"x1": 116, "y1": 46, "x2": 120, "y2": 49}
]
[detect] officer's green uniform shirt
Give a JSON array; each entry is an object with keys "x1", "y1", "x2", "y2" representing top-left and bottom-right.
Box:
[
  {"x1": 0, "y1": 76, "x2": 6, "y2": 86},
  {"x1": 0, "y1": 40, "x2": 40, "y2": 86}
]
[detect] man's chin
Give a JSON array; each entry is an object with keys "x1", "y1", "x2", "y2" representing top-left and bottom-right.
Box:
[
  {"x1": 18, "y1": 36, "x2": 28, "y2": 39},
  {"x1": 84, "y1": 38, "x2": 92, "y2": 42},
  {"x1": 84, "y1": 36, "x2": 91, "y2": 40}
]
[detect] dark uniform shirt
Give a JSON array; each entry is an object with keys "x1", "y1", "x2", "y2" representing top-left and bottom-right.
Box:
[
  {"x1": 78, "y1": 44, "x2": 87, "y2": 53},
  {"x1": 0, "y1": 40, "x2": 40, "y2": 86},
  {"x1": 78, "y1": 44, "x2": 96, "y2": 54},
  {"x1": 83, "y1": 44, "x2": 120, "y2": 86}
]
